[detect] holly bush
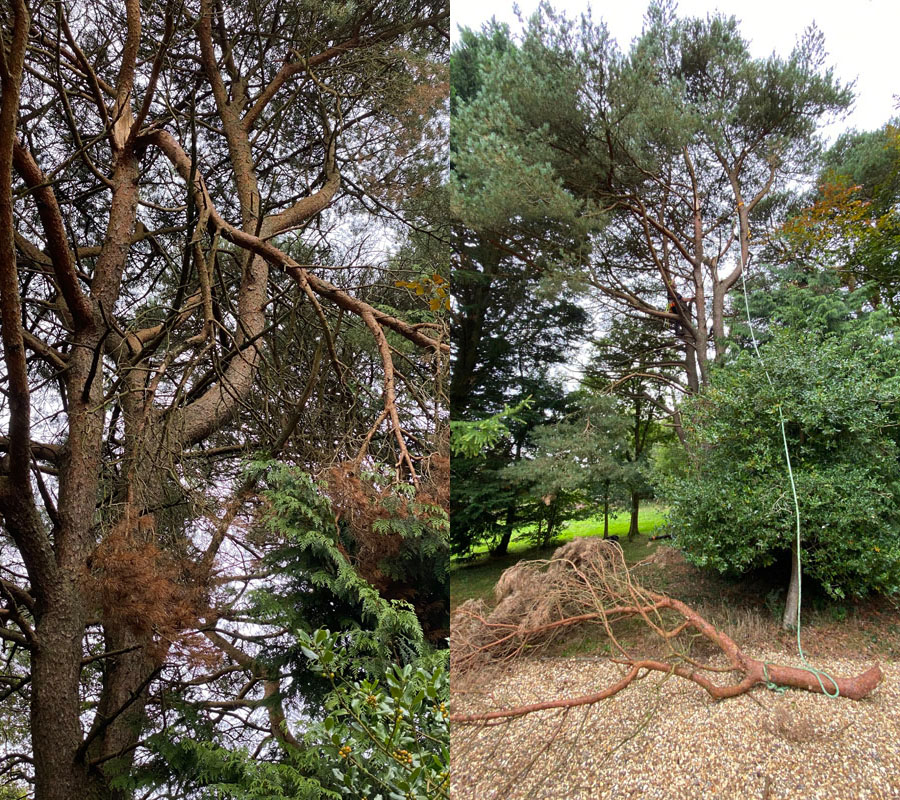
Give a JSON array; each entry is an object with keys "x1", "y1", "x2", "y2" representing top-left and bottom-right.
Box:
[
  {"x1": 662, "y1": 323, "x2": 900, "y2": 599},
  {"x1": 299, "y1": 629, "x2": 449, "y2": 800}
]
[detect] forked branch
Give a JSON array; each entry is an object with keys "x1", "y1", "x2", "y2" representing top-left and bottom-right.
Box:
[{"x1": 451, "y1": 540, "x2": 883, "y2": 724}]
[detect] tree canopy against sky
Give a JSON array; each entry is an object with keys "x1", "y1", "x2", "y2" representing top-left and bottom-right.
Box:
[
  {"x1": 452, "y1": 1, "x2": 853, "y2": 418},
  {"x1": 451, "y1": 0, "x2": 898, "y2": 138},
  {"x1": 777, "y1": 122, "x2": 900, "y2": 311},
  {"x1": 449, "y1": 22, "x2": 587, "y2": 419},
  {"x1": 0, "y1": 1, "x2": 448, "y2": 798}
]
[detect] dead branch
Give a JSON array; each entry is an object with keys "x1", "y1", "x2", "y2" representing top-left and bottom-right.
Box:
[{"x1": 451, "y1": 539, "x2": 883, "y2": 724}]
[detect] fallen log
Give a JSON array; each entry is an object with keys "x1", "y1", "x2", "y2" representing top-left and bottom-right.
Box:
[{"x1": 451, "y1": 539, "x2": 883, "y2": 723}]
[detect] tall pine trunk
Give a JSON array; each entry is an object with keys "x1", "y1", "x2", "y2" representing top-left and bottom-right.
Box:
[
  {"x1": 628, "y1": 492, "x2": 640, "y2": 539},
  {"x1": 30, "y1": 589, "x2": 90, "y2": 800}
]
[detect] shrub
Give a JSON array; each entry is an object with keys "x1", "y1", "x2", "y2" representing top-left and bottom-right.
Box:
[{"x1": 662, "y1": 324, "x2": 900, "y2": 600}]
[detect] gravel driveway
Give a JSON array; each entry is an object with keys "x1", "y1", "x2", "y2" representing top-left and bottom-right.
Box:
[{"x1": 451, "y1": 650, "x2": 900, "y2": 799}]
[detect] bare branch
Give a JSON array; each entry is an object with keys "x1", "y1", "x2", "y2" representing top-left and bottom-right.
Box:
[
  {"x1": 12, "y1": 143, "x2": 95, "y2": 330},
  {"x1": 452, "y1": 540, "x2": 884, "y2": 725},
  {"x1": 241, "y1": 11, "x2": 449, "y2": 131}
]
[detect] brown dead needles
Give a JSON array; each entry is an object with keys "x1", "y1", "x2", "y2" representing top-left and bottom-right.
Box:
[
  {"x1": 87, "y1": 510, "x2": 208, "y2": 660},
  {"x1": 451, "y1": 539, "x2": 883, "y2": 724}
]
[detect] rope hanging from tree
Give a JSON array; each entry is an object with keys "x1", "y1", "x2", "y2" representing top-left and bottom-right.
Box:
[{"x1": 737, "y1": 225, "x2": 839, "y2": 698}]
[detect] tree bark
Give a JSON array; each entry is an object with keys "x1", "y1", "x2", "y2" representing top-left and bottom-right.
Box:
[
  {"x1": 628, "y1": 492, "x2": 640, "y2": 539},
  {"x1": 683, "y1": 335, "x2": 700, "y2": 394},
  {"x1": 602, "y1": 480, "x2": 610, "y2": 539},
  {"x1": 783, "y1": 538, "x2": 801, "y2": 630},
  {"x1": 491, "y1": 501, "x2": 517, "y2": 557},
  {"x1": 30, "y1": 584, "x2": 90, "y2": 800},
  {"x1": 450, "y1": 243, "x2": 500, "y2": 416},
  {"x1": 712, "y1": 281, "x2": 727, "y2": 361},
  {"x1": 82, "y1": 626, "x2": 160, "y2": 800}
]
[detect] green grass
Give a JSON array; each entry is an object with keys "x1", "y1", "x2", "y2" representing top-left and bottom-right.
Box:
[
  {"x1": 459, "y1": 504, "x2": 667, "y2": 559},
  {"x1": 449, "y1": 551, "x2": 525, "y2": 611},
  {"x1": 549, "y1": 505, "x2": 667, "y2": 544},
  {"x1": 450, "y1": 506, "x2": 667, "y2": 610}
]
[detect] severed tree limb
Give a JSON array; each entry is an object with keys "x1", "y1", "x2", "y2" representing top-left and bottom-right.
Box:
[
  {"x1": 452, "y1": 658, "x2": 884, "y2": 725},
  {"x1": 451, "y1": 541, "x2": 884, "y2": 725}
]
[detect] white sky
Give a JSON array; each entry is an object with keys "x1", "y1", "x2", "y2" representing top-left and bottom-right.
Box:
[{"x1": 451, "y1": 0, "x2": 900, "y2": 139}]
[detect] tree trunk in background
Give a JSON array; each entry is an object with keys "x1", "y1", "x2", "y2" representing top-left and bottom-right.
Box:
[
  {"x1": 449, "y1": 244, "x2": 500, "y2": 416},
  {"x1": 603, "y1": 480, "x2": 610, "y2": 539},
  {"x1": 683, "y1": 337, "x2": 700, "y2": 393},
  {"x1": 546, "y1": 504, "x2": 556, "y2": 542},
  {"x1": 492, "y1": 436, "x2": 524, "y2": 556},
  {"x1": 491, "y1": 502, "x2": 517, "y2": 557},
  {"x1": 782, "y1": 539, "x2": 801, "y2": 630},
  {"x1": 628, "y1": 493, "x2": 640, "y2": 539}
]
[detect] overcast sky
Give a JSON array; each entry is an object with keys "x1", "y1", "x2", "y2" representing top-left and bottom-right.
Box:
[{"x1": 451, "y1": 0, "x2": 899, "y2": 139}]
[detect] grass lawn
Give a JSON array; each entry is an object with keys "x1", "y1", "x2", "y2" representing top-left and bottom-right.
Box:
[
  {"x1": 548, "y1": 505, "x2": 667, "y2": 544},
  {"x1": 461, "y1": 504, "x2": 667, "y2": 558},
  {"x1": 450, "y1": 505, "x2": 667, "y2": 610}
]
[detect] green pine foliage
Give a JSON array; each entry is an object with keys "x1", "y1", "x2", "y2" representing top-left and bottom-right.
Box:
[
  {"x1": 449, "y1": 399, "x2": 532, "y2": 458},
  {"x1": 735, "y1": 264, "x2": 883, "y2": 344},
  {"x1": 114, "y1": 734, "x2": 330, "y2": 800},
  {"x1": 502, "y1": 394, "x2": 630, "y2": 543}
]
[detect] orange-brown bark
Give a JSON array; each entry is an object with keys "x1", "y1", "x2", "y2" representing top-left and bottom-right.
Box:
[{"x1": 451, "y1": 541, "x2": 884, "y2": 725}]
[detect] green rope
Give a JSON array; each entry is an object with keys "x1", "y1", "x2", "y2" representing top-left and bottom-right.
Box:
[
  {"x1": 762, "y1": 662, "x2": 789, "y2": 695},
  {"x1": 737, "y1": 245, "x2": 840, "y2": 698}
]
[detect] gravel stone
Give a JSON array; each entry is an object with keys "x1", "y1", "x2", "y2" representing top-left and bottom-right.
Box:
[{"x1": 451, "y1": 650, "x2": 900, "y2": 799}]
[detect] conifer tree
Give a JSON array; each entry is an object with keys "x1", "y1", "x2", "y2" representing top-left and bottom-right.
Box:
[{"x1": 0, "y1": 2, "x2": 449, "y2": 797}]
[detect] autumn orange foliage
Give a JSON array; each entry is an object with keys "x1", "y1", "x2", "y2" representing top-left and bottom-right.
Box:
[{"x1": 323, "y1": 456, "x2": 449, "y2": 640}]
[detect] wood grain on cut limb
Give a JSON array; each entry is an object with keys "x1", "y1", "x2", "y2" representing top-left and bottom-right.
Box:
[{"x1": 451, "y1": 540, "x2": 883, "y2": 725}]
